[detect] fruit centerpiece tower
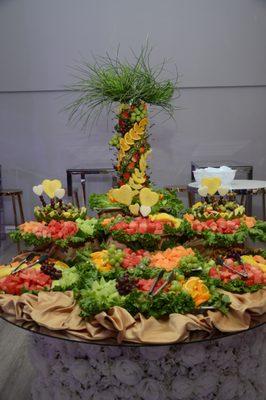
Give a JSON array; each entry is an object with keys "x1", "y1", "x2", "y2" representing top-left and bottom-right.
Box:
[{"x1": 66, "y1": 44, "x2": 177, "y2": 195}]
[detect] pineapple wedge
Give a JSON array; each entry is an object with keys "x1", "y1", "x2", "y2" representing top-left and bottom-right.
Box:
[{"x1": 241, "y1": 255, "x2": 266, "y2": 273}]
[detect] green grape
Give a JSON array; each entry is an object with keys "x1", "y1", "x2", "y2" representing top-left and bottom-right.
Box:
[
  {"x1": 107, "y1": 245, "x2": 124, "y2": 267},
  {"x1": 170, "y1": 281, "x2": 182, "y2": 293}
]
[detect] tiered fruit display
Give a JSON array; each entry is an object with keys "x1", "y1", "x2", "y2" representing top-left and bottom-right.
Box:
[{"x1": 1, "y1": 45, "x2": 265, "y2": 343}]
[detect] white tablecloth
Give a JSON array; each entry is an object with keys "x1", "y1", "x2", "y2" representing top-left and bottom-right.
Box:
[{"x1": 188, "y1": 179, "x2": 266, "y2": 191}]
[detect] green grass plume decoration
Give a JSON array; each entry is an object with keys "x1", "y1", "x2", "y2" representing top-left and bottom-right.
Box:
[{"x1": 66, "y1": 42, "x2": 179, "y2": 129}]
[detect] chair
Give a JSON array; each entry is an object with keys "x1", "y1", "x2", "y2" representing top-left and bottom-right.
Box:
[{"x1": 0, "y1": 189, "x2": 25, "y2": 251}]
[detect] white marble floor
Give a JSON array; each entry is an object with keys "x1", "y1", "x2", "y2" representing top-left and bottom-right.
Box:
[{"x1": 0, "y1": 242, "x2": 35, "y2": 400}]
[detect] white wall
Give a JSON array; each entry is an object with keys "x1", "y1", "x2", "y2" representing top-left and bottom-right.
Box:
[{"x1": 0, "y1": 0, "x2": 266, "y2": 221}]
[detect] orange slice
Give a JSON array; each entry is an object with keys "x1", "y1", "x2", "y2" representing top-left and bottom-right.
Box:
[
  {"x1": 124, "y1": 132, "x2": 135, "y2": 145},
  {"x1": 139, "y1": 117, "x2": 148, "y2": 128},
  {"x1": 120, "y1": 139, "x2": 130, "y2": 152}
]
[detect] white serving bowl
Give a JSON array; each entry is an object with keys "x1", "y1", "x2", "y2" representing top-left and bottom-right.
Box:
[{"x1": 193, "y1": 166, "x2": 237, "y2": 187}]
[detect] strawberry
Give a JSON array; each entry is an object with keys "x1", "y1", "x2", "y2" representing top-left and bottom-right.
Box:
[
  {"x1": 121, "y1": 111, "x2": 130, "y2": 119},
  {"x1": 132, "y1": 153, "x2": 139, "y2": 162},
  {"x1": 123, "y1": 172, "x2": 131, "y2": 181},
  {"x1": 127, "y1": 162, "x2": 135, "y2": 171}
]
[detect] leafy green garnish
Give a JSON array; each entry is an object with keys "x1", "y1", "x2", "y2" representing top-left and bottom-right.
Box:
[
  {"x1": 201, "y1": 226, "x2": 249, "y2": 247},
  {"x1": 127, "y1": 265, "x2": 160, "y2": 279},
  {"x1": 206, "y1": 292, "x2": 231, "y2": 314},
  {"x1": 72, "y1": 248, "x2": 93, "y2": 264},
  {"x1": 89, "y1": 193, "x2": 124, "y2": 211},
  {"x1": 9, "y1": 230, "x2": 51, "y2": 247},
  {"x1": 52, "y1": 267, "x2": 79, "y2": 291},
  {"x1": 151, "y1": 189, "x2": 184, "y2": 218},
  {"x1": 76, "y1": 218, "x2": 98, "y2": 237},
  {"x1": 124, "y1": 290, "x2": 195, "y2": 319},
  {"x1": 205, "y1": 277, "x2": 263, "y2": 294},
  {"x1": 248, "y1": 220, "x2": 266, "y2": 242},
  {"x1": 178, "y1": 255, "x2": 208, "y2": 276},
  {"x1": 78, "y1": 278, "x2": 124, "y2": 318},
  {"x1": 74, "y1": 261, "x2": 100, "y2": 290}
]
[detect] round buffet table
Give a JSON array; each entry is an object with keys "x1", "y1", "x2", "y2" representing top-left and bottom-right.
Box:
[{"x1": 1, "y1": 314, "x2": 265, "y2": 400}]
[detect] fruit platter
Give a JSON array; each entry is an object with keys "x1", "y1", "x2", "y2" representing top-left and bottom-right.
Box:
[{"x1": 0, "y1": 45, "x2": 265, "y2": 345}]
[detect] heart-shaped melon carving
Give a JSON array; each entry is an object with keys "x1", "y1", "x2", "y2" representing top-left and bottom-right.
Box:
[
  {"x1": 55, "y1": 188, "x2": 65, "y2": 199},
  {"x1": 110, "y1": 184, "x2": 133, "y2": 206},
  {"x1": 33, "y1": 184, "x2": 43, "y2": 196},
  {"x1": 140, "y1": 205, "x2": 151, "y2": 217},
  {"x1": 42, "y1": 179, "x2": 62, "y2": 198},
  {"x1": 201, "y1": 177, "x2": 221, "y2": 196},
  {"x1": 218, "y1": 186, "x2": 230, "y2": 196},
  {"x1": 129, "y1": 203, "x2": 140, "y2": 216},
  {"x1": 139, "y1": 188, "x2": 159, "y2": 207},
  {"x1": 198, "y1": 186, "x2": 208, "y2": 197}
]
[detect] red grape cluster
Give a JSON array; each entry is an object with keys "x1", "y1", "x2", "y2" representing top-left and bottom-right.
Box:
[
  {"x1": 41, "y1": 264, "x2": 62, "y2": 280},
  {"x1": 116, "y1": 274, "x2": 137, "y2": 295}
]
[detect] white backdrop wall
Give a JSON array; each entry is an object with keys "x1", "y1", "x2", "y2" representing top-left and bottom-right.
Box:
[{"x1": 0, "y1": 0, "x2": 266, "y2": 221}]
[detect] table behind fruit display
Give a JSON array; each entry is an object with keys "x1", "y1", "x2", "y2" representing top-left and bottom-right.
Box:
[
  {"x1": 1, "y1": 312, "x2": 265, "y2": 400},
  {"x1": 66, "y1": 168, "x2": 117, "y2": 205}
]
